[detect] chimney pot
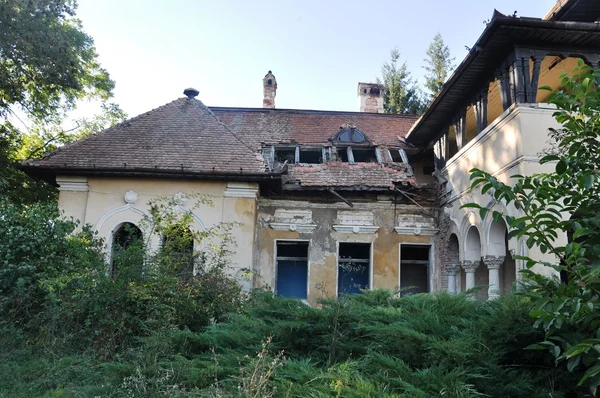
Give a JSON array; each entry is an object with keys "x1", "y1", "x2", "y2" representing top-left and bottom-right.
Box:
[
  {"x1": 263, "y1": 71, "x2": 277, "y2": 108},
  {"x1": 183, "y1": 87, "x2": 199, "y2": 99}
]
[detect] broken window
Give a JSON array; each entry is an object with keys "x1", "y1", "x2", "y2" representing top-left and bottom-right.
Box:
[
  {"x1": 389, "y1": 149, "x2": 403, "y2": 162},
  {"x1": 275, "y1": 147, "x2": 297, "y2": 165},
  {"x1": 276, "y1": 241, "x2": 309, "y2": 299},
  {"x1": 337, "y1": 147, "x2": 351, "y2": 162},
  {"x1": 352, "y1": 148, "x2": 378, "y2": 163},
  {"x1": 400, "y1": 245, "x2": 430, "y2": 295},
  {"x1": 299, "y1": 148, "x2": 322, "y2": 164},
  {"x1": 338, "y1": 243, "x2": 370, "y2": 295},
  {"x1": 112, "y1": 222, "x2": 144, "y2": 279}
]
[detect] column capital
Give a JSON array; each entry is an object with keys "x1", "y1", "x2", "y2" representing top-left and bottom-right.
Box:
[
  {"x1": 460, "y1": 260, "x2": 479, "y2": 273},
  {"x1": 482, "y1": 255, "x2": 505, "y2": 270},
  {"x1": 445, "y1": 263, "x2": 461, "y2": 276}
]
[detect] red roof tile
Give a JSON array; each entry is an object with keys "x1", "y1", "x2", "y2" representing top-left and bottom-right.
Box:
[
  {"x1": 283, "y1": 162, "x2": 413, "y2": 190},
  {"x1": 211, "y1": 107, "x2": 417, "y2": 147}
]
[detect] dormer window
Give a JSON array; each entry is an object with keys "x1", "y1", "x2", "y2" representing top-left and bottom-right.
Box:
[{"x1": 332, "y1": 126, "x2": 369, "y2": 145}]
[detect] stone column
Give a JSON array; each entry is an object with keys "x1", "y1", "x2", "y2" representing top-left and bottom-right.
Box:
[
  {"x1": 445, "y1": 264, "x2": 461, "y2": 294},
  {"x1": 482, "y1": 255, "x2": 505, "y2": 300},
  {"x1": 461, "y1": 260, "x2": 479, "y2": 291}
]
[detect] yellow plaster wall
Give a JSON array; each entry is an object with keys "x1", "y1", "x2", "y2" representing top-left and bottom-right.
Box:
[{"x1": 57, "y1": 177, "x2": 258, "y2": 285}]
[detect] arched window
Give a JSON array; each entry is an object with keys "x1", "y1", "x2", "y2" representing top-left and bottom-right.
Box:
[
  {"x1": 162, "y1": 224, "x2": 195, "y2": 279},
  {"x1": 111, "y1": 222, "x2": 144, "y2": 279},
  {"x1": 331, "y1": 127, "x2": 369, "y2": 145}
]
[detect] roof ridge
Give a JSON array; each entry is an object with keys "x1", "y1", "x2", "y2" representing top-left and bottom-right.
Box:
[
  {"x1": 191, "y1": 99, "x2": 261, "y2": 157},
  {"x1": 209, "y1": 106, "x2": 421, "y2": 119}
]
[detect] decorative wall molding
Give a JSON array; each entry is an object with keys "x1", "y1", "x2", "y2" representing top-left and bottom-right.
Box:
[
  {"x1": 395, "y1": 213, "x2": 437, "y2": 235},
  {"x1": 394, "y1": 226, "x2": 438, "y2": 236},
  {"x1": 124, "y1": 190, "x2": 138, "y2": 204},
  {"x1": 224, "y1": 182, "x2": 259, "y2": 198},
  {"x1": 269, "y1": 209, "x2": 316, "y2": 233},
  {"x1": 333, "y1": 211, "x2": 379, "y2": 234},
  {"x1": 56, "y1": 176, "x2": 89, "y2": 192},
  {"x1": 332, "y1": 225, "x2": 379, "y2": 234}
]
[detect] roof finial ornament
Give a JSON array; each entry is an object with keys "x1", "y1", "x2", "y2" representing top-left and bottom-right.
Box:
[{"x1": 183, "y1": 87, "x2": 199, "y2": 99}]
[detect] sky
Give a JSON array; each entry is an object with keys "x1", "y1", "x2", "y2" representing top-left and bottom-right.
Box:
[{"x1": 74, "y1": 0, "x2": 557, "y2": 119}]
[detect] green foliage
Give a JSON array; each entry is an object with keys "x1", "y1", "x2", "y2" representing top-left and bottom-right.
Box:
[
  {"x1": 423, "y1": 33, "x2": 455, "y2": 98},
  {"x1": 0, "y1": 0, "x2": 114, "y2": 122},
  {"x1": 380, "y1": 48, "x2": 427, "y2": 115},
  {"x1": 464, "y1": 61, "x2": 600, "y2": 395},
  {"x1": 0, "y1": 291, "x2": 585, "y2": 397}
]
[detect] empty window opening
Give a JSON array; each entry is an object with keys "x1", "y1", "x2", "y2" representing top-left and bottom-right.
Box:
[
  {"x1": 276, "y1": 241, "x2": 309, "y2": 299},
  {"x1": 337, "y1": 147, "x2": 350, "y2": 162},
  {"x1": 423, "y1": 163, "x2": 435, "y2": 175},
  {"x1": 389, "y1": 149, "x2": 403, "y2": 162},
  {"x1": 352, "y1": 148, "x2": 378, "y2": 163},
  {"x1": 162, "y1": 224, "x2": 195, "y2": 279},
  {"x1": 400, "y1": 245, "x2": 430, "y2": 295},
  {"x1": 299, "y1": 149, "x2": 322, "y2": 164},
  {"x1": 338, "y1": 243, "x2": 371, "y2": 295},
  {"x1": 275, "y1": 148, "x2": 296, "y2": 165},
  {"x1": 112, "y1": 222, "x2": 144, "y2": 279}
]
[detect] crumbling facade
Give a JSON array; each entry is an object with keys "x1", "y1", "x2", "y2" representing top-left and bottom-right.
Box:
[{"x1": 21, "y1": 0, "x2": 600, "y2": 302}]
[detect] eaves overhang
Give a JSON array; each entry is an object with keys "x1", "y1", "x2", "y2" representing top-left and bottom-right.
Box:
[{"x1": 405, "y1": 16, "x2": 600, "y2": 148}]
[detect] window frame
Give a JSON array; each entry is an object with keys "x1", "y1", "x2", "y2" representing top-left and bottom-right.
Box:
[
  {"x1": 335, "y1": 241, "x2": 373, "y2": 296},
  {"x1": 398, "y1": 242, "x2": 434, "y2": 295},
  {"x1": 274, "y1": 239, "x2": 311, "y2": 300}
]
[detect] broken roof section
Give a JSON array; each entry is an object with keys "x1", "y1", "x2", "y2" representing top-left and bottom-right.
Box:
[
  {"x1": 22, "y1": 97, "x2": 269, "y2": 180},
  {"x1": 283, "y1": 162, "x2": 413, "y2": 191}
]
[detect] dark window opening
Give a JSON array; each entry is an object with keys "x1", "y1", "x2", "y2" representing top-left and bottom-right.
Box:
[
  {"x1": 299, "y1": 149, "x2": 322, "y2": 164},
  {"x1": 267, "y1": 79, "x2": 273, "y2": 85},
  {"x1": 337, "y1": 148, "x2": 350, "y2": 162},
  {"x1": 423, "y1": 163, "x2": 435, "y2": 175},
  {"x1": 389, "y1": 149, "x2": 403, "y2": 162},
  {"x1": 275, "y1": 148, "x2": 296, "y2": 165},
  {"x1": 162, "y1": 224, "x2": 195, "y2": 279},
  {"x1": 112, "y1": 222, "x2": 144, "y2": 279},
  {"x1": 369, "y1": 87, "x2": 380, "y2": 95},
  {"x1": 276, "y1": 241, "x2": 309, "y2": 299},
  {"x1": 338, "y1": 243, "x2": 370, "y2": 295},
  {"x1": 352, "y1": 148, "x2": 378, "y2": 163},
  {"x1": 400, "y1": 245, "x2": 430, "y2": 295},
  {"x1": 449, "y1": 138, "x2": 459, "y2": 158},
  {"x1": 363, "y1": 88, "x2": 367, "y2": 94}
]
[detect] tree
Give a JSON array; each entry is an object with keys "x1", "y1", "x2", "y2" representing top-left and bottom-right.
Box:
[
  {"x1": 465, "y1": 62, "x2": 600, "y2": 395},
  {"x1": 380, "y1": 48, "x2": 427, "y2": 115},
  {"x1": 0, "y1": 0, "x2": 114, "y2": 122},
  {"x1": 0, "y1": 0, "x2": 116, "y2": 204},
  {"x1": 423, "y1": 33, "x2": 455, "y2": 98}
]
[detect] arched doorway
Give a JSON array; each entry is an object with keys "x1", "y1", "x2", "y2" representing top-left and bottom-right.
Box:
[
  {"x1": 464, "y1": 226, "x2": 484, "y2": 298},
  {"x1": 446, "y1": 233, "x2": 461, "y2": 293},
  {"x1": 111, "y1": 222, "x2": 144, "y2": 279}
]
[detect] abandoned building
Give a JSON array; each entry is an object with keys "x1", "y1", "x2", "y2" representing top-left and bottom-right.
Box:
[{"x1": 21, "y1": 0, "x2": 600, "y2": 303}]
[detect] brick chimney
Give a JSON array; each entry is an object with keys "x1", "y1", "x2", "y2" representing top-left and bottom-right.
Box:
[
  {"x1": 263, "y1": 71, "x2": 277, "y2": 108},
  {"x1": 357, "y1": 82, "x2": 385, "y2": 113}
]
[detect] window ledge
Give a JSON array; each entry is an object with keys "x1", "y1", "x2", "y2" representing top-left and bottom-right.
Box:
[
  {"x1": 269, "y1": 223, "x2": 317, "y2": 233},
  {"x1": 394, "y1": 226, "x2": 438, "y2": 236},
  {"x1": 332, "y1": 225, "x2": 379, "y2": 234}
]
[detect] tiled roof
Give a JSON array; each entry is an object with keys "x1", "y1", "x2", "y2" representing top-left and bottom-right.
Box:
[
  {"x1": 211, "y1": 107, "x2": 417, "y2": 147},
  {"x1": 283, "y1": 162, "x2": 413, "y2": 190},
  {"x1": 21, "y1": 97, "x2": 417, "y2": 190},
  {"x1": 22, "y1": 98, "x2": 267, "y2": 177}
]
